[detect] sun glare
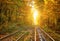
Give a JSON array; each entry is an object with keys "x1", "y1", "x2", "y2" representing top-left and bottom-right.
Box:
[
  {"x1": 29, "y1": 1, "x2": 39, "y2": 25},
  {"x1": 31, "y1": 5, "x2": 39, "y2": 25},
  {"x1": 33, "y1": 10, "x2": 38, "y2": 25}
]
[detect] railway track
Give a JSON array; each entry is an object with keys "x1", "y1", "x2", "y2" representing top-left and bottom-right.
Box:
[
  {"x1": 0, "y1": 26, "x2": 55, "y2": 41},
  {"x1": 36, "y1": 27, "x2": 55, "y2": 41},
  {"x1": 37, "y1": 28, "x2": 46, "y2": 41},
  {"x1": 0, "y1": 30, "x2": 20, "y2": 40},
  {"x1": 0, "y1": 29, "x2": 30, "y2": 41},
  {"x1": 0, "y1": 27, "x2": 34, "y2": 41}
]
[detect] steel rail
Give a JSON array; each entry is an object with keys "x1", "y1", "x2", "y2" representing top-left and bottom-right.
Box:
[
  {"x1": 0, "y1": 30, "x2": 20, "y2": 40},
  {"x1": 39, "y1": 28, "x2": 55, "y2": 41}
]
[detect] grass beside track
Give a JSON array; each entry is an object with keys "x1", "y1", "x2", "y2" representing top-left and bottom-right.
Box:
[{"x1": 42, "y1": 27, "x2": 60, "y2": 41}]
